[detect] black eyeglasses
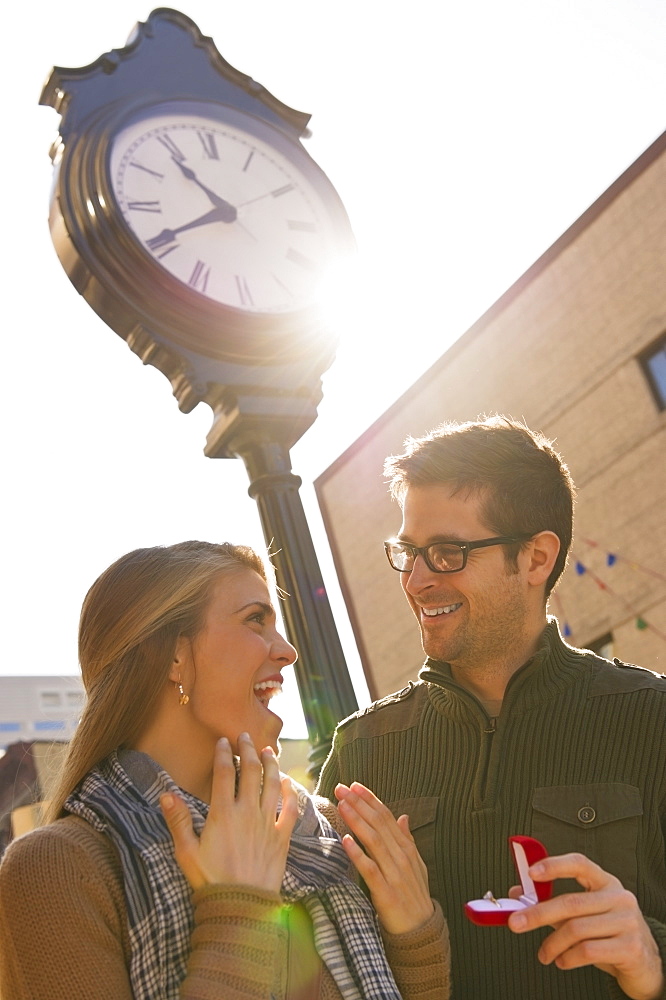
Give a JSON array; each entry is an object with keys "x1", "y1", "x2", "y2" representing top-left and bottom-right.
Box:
[{"x1": 384, "y1": 535, "x2": 532, "y2": 574}]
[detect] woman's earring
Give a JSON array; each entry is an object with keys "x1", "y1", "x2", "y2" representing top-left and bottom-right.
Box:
[{"x1": 177, "y1": 681, "x2": 189, "y2": 706}]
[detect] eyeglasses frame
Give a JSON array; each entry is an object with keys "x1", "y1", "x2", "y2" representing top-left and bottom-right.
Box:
[{"x1": 383, "y1": 534, "x2": 534, "y2": 574}]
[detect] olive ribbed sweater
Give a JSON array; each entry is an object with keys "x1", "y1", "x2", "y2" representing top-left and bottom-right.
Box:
[{"x1": 317, "y1": 619, "x2": 666, "y2": 999}]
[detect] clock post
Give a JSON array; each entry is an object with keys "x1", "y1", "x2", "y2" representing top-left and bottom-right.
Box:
[
  {"x1": 39, "y1": 7, "x2": 358, "y2": 773},
  {"x1": 205, "y1": 394, "x2": 357, "y2": 772}
]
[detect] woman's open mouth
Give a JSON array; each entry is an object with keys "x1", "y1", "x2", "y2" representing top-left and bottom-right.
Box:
[{"x1": 253, "y1": 678, "x2": 283, "y2": 709}]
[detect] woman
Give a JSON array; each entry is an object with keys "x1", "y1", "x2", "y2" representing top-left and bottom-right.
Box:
[{"x1": 0, "y1": 540, "x2": 450, "y2": 999}]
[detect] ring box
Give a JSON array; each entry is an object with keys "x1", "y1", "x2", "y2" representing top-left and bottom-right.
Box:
[{"x1": 464, "y1": 836, "x2": 551, "y2": 926}]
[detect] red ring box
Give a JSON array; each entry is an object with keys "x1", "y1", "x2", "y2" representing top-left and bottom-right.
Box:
[{"x1": 464, "y1": 836, "x2": 551, "y2": 926}]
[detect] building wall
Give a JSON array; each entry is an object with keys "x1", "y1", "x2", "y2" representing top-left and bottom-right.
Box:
[
  {"x1": 0, "y1": 677, "x2": 84, "y2": 751},
  {"x1": 315, "y1": 134, "x2": 666, "y2": 700}
]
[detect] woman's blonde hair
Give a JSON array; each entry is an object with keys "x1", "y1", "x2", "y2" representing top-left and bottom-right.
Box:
[{"x1": 47, "y1": 540, "x2": 266, "y2": 820}]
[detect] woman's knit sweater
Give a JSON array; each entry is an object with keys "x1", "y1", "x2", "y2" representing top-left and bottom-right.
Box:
[{"x1": 0, "y1": 808, "x2": 450, "y2": 999}]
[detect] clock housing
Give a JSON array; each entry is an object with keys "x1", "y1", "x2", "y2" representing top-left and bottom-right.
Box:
[
  {"x1": 50, "y1": 97, "x2": 351, "y2": 367},
  {"x1": 40, "y1": 8, "x2": 354, "y2": 430}
]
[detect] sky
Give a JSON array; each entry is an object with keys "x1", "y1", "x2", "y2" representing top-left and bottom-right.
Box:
[{"x1": 3, "y1": 0, "x2": 665, "y2": 737}]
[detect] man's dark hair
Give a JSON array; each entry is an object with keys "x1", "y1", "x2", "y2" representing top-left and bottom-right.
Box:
[{"x1": 384, "y1": 415, "x2": 576, "y2": 597}]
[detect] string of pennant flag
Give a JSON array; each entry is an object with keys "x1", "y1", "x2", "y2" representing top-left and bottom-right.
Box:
[
  {"x1": 580, "y1": 538, "x2": 666, "y2": 583},
  {"x1": 552, "y1": 538, "x2": 666, "y2": 645}
]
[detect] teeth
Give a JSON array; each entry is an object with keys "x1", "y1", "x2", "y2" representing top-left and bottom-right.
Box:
[
  {"x1": 254, "y1": 680, "x2": 282, "y2": 706},
  {"x1": 422, "y1": 603, "x2": 461, "y2": 617}
]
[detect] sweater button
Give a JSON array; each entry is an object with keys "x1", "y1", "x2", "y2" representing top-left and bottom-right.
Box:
[{"x1": 577, "y1": 805, "x2": 596, "y2": 824}]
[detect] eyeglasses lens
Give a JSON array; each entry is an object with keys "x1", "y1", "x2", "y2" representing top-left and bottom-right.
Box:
[
  {"x1": 388, "y1": 545, "x2": 412, "y2": 571},
  {"x1": 388, "y1": 543, "x2": 465, "y2": 573},
  {"x1": 429, "y1": 544, "x2": 465, "y2": 572}
]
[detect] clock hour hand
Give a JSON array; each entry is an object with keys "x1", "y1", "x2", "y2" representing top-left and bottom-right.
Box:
[
  {"x1": 146, "y1": 203, "x2": 237, "y2": 250},
  {"x1": 171, "y1": 156, "x2": 234, "y2": 212}
]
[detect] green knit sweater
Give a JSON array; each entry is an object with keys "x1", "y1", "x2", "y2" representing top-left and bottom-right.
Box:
[{"x1": 317, "y1": 619, "x2": 666, "y2": 1000}]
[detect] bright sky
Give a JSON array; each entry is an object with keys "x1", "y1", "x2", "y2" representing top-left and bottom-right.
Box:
[{"x1": 3, "y1": 0, "x2": 664, "y2": 736}]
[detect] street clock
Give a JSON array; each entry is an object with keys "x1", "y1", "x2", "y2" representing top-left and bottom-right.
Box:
[{"x1": 40, "y1": 7, "x2": 354, "y2": 449}]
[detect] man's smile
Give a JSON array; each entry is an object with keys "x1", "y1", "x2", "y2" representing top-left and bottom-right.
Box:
[{"x1": 421, "y1": 603, "x2": 463, "y2": 618}]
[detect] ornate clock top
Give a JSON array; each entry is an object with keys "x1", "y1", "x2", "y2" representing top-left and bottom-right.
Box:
[{"x1": 40, "y1": 7, "x2": 311, "y2": 140}]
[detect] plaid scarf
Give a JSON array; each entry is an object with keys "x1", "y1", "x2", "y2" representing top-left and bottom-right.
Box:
[{"x1": 65, "y1": 750, "x2": 401, "y2": 1000}]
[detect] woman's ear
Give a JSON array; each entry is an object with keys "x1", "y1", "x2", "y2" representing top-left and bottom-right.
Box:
[
  {"x1": 168, "y1": 635, "x2": 191, "y2": 684},
  {"x1": 525, "y1": 531, "x2": 560, "y2": 589}
]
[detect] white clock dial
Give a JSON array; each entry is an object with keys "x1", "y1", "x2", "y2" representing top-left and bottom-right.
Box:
[{"x1": 109, "y1": 110, "x2": 338, "y2": 313}]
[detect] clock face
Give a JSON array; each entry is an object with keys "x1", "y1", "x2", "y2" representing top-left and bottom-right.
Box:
[{"x1": 108, "y1": 107, "x2": 341, "y2": 314}]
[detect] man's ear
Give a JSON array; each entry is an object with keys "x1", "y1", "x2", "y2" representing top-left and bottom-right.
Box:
[
  {"x1": 525, "y1": 531, "x2": 560, "y2": 588},
  {"x1": 168, "y1": 635, "x2": 191, "y2": 684}
]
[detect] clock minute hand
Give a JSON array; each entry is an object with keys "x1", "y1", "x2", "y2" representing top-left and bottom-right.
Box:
[
  {"x1": 146, "y1": 202, "x2": 237, "y2": 251},
  {"x1": 171, "y1": 156, "x2": 232, "y2": 211}
]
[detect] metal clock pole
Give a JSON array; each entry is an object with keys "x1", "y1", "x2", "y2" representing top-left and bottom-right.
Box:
[
  {"x1": 251, "y1": 461, "x2": 355, "y2": 771},
  {"x1": 205, "y1": 400, "x2": 358, "y2": 773}
]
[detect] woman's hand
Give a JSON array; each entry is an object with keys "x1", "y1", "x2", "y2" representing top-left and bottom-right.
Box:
[
  {"x1": 160, "y1": 733, "x2": 298, "y2": 893},
  {"x1": 335, "y1": 781, "x2": 434, "y2": 935}
]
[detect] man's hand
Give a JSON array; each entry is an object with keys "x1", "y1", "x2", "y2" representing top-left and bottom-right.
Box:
[
  {"x1": 507, "y1": 852, "x2": 664, "y2": 1000},
  {"x1": 160, "y1": 733, "x2": 298, "y2": 893},
  {"x1": 335, "y1": 781, "x2": 434, "y2": 935}
]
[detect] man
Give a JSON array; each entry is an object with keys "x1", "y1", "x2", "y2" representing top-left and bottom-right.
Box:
[{"x1": 317, "y1": 416, "x2": 666, "y2": 999}]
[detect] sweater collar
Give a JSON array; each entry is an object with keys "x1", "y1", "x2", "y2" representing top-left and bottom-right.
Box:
[{"x1": 419, "y1": 617, "x2": 588, "y2": 718}]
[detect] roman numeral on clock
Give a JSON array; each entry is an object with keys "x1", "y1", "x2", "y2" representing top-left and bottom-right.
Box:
[
  {"x1": 155, "y1": 244, "x2": 178, "y2": 259},
  {"x1": 235, "y1": 275, "x2": 254, "y2": 306},
  {"x1": 156, "y1": 134, "x2": 186, "y2": 161},
  {"x1": 129, "y1": 162, "x2": 164, "y2": 180},
  {"x1": 146, "y1": 230, "x2": 179, "y2": 254},
  {"x1": 286, "y1": 247, "x2": 316, "y2": 270},
  {"x1": 272, "y1": 183, "x2": 294, "y2": 198},
  {"x1": 189, "y1": 260, "x2": 210, "y2": 292},
  {"x1": 127, "y1": 200, "x2": 161, "y2": 213},
  {"x1": 197, "y1": 131, "x2": 219, "y2": 159}
]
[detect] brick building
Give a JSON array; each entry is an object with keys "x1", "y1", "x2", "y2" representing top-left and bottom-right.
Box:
[{"x1": 315, "y1": 132, "x2": 666, "y2": 700}]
